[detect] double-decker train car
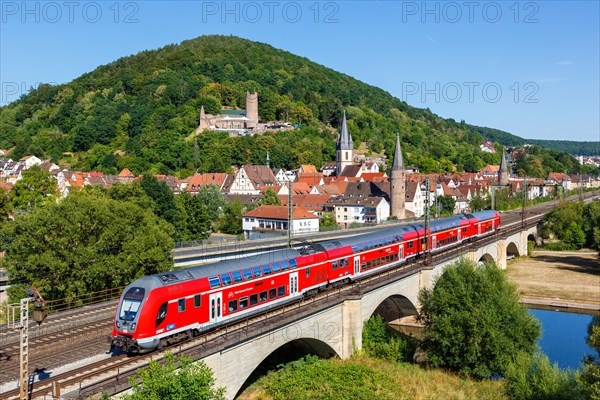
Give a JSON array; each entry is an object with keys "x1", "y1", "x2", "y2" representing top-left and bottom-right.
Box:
[{"x1": 112, "y1": 210, "x2": 500, "y2": 352}]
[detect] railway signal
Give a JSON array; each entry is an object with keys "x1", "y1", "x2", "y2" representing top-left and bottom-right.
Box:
[{"x1": 15, "y1": 287, "x2": 46, "y2": 400}]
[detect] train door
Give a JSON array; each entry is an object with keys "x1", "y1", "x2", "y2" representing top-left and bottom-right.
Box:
[
  {"x1": 478, "y1": 223, "x2": 482, "y2": 236},
  {"x1": 209, "y1": 292, "x2": 222, "y2": 324},
  {"x1": 431, "y1": 236, "x2": 437, "y2": 250},
  {"x1": 354, "y1": 256, "x2": 360, "y2": 275},
  {"x1": 398, "y1": 245, "x2": 404, "y2": 261},
  {"x1": 458, "y1": 228, "x2": 461, "y2": 242},
  {"x1": 290, "y1": 272, "x2": 299, "y2": 296}
]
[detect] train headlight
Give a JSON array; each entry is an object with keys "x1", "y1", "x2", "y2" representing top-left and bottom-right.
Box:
[{"x1": 131, "y1": 323, "x2": 136, "y2": 331}]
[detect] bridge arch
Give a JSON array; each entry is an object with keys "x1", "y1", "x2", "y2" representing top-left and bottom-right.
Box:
[
  {"x1": 235, "y1": 338, "x2": 338, "y2": 398},
  {"x1": 479, "y1": 253, "x2": 495, "y2": 264},
  {"x1": 370, "y1": 294, "x2": 419, "y2": 323},
  {"x1": 506, "y1": 241, "x2": 520, "y2": 259}
]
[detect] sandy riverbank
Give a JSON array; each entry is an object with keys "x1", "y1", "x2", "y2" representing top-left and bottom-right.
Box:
[{"x1": 507, "y1": 250, "x2": 600, "y2": 310}]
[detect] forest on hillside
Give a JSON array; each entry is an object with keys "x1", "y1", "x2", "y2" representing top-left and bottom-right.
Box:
[{"x1": 0, "y1": 35, "x2": 593, "y2": 178}]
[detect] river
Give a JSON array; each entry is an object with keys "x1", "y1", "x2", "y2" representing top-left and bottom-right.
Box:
[{"x1": 530, "y1": 308, "x2": 598, "y2": 370}]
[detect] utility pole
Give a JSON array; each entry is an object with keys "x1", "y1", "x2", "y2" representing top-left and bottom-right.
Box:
[
  {"x1": 13, "y1": 287, "x2": 46, "y2": 400},
  {"x1": 287, "y1": 179, "x2": 293, "y2": 248},
  {"x1": 424, "y1": 178, "x2": 431, "y2": 264},
  {"x1": 521, "y1": 176, "x2": 527, "y2": 228}
]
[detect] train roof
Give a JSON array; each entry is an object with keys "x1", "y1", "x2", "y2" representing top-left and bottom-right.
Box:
[
  {"x1": 317, "y1": 225, "x2": 416, "y2": 251},
  {"x1": 471, "y1": 210, "x2": 499, "y2": 221}
]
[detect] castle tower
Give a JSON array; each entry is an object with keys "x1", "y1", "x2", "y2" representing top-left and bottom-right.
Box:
[
  {"x1": 498, "y1": 149, "x2": 509, "y2": 186},
  {"x1": 195, "y1": 105, "x2": 210, "y2": 134},
  {"x1": 245, "y1": 91, "x2": 259, "y2": 129},
  {"x1": 390, "y1": 133, "x2": 406, "y2": 219},
  {"x1": 336, "y1": 111, "x2": 354, "y2": 177}
]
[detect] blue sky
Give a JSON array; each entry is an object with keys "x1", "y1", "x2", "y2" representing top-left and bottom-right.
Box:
[{"x1": 1, "y1": 0, "x2": 598, "y2": 142}]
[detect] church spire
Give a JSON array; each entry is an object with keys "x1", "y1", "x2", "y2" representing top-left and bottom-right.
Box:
[
  {"x1": 392, "y1": 133, "x2": 404, "y2": 170},
  {"x1": 337, "y1": 111, "x2": 353, "y2": 151},
  {"x1": 498, "y1": 148, "x2": 509, "y2": 186},
  {"x1": 266, "y1": 151, "x2": 270, "y2": 169}
]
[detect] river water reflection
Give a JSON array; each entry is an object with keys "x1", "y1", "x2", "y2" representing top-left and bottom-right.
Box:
[{"x1": 529, "y1": 308, "x2": 598, "y2": 370}]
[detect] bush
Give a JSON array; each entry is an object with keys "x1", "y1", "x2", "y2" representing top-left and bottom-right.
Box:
[
  {"x1": 362, "y1": 315, "x2": 416, "y2": 362},
  {"x1": 504, "y1": 352, "x2": 585, "y2": 400}
]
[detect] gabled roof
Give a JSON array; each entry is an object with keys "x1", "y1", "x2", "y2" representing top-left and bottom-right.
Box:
[
  {"x1": 242, "y1": 165, "x2": 277, "y2": 186},
  {"x1": 118, "y1": 168, "x2": 135, "y2": 178},
  {"x1": 299, "y1": 164, "x2": 317, "y2": 173},
  {"x1": 360, "y1": 172, "x2": 388, "y2": 183},
  {"x1": 339, "y1": 164, "x2": 362, "y2": 178},
  {"x1": 180, "y1": 173, "x2": 229, "y2": 190}
]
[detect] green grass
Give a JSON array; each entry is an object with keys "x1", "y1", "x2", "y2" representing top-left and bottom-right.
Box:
[{"x1": 238, "y1": 354, "x2": 506, "y2": 400}]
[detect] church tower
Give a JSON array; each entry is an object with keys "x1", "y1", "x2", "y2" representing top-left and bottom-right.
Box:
[
  {"x1": 195, "y1": 105, "x2": 210, "y2": 134},
  {"x1": 390, "y1": 133, "x2": 406, "y2": 219},
  {"x1": 498, "y1": 148, "x2": 509, "y2": 186},
  {"x1": 336, "y1": 111, "x2": 354, "y2": 177},
  {"x1": 245, "y1": 91, "x2": 259, "y2": 129}
]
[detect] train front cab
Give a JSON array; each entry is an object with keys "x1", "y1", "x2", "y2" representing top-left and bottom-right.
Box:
[{"x1": 112, "y1": 285, "x2": 149, "y2": 351}]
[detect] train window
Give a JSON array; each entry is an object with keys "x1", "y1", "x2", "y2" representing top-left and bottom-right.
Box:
[
  {"x1": 208, "y1": 276, "x2": 220, "y2": 289},
  {"x1": 239, "y1": 297, "x2": 248, "y2": 309},
  {"x1": 220, "y1": 273, "x2": 233, "y2": 286},
  {"x1": 263, "y1": 265, "x2": 272, "y2": 275},
  {"x1": 351, "y1": 245, "x2": 358, "y2": 253},
  {"x1": 119, "y1": 287, "x2": 145, "y2": 321},
  {"x1": 368, "y1": 242, "x2": 373, "y2": 249},
  {"x1": 305, "y1": 267, "x2": 310, "y2": 278},
  {"x1": 332, "y1": 260, "x2": 338, "y2": 270},
  {"x1": 462, "y1": 227, "x2": 467, "y2": 233},
  {"x1": 408, "y1": 242, "x2": 413, "y2": 249},
  {"x1": 242, "y1": 269, "x2": 253, "y2": 280},
  {"x1": 228, "y1": 300, "x2": 238, "y2": 313},
  {"x1": 289, "y1": 259, "x2": 297, "y2": 269},
  {"x1": 271, "y1": 262, "x2": 280, "y2": 273},
  {"x1": 252, "y1": 266, "x2": 263, "y2": 278},
  {"x1": 281, "y1": 260, "x2": 289, "y2": 271},
  {"x1": 342, "y1": 258, "x2": 348, "y2": 268},
  {"x1": 194, "y1": 294, "x2": 201, "y2": 308},
  {"x1": 155, "y1": 302, "x2": 168, "y2": 327},
  {"x1": 250, "y1": 294, "x2": 258, "y2": 306},
  {"x1": 232, "y1": 271, "x2": 243, "y2": 283},
  {"x1": 278, "y1": 286, "x2": 285, "y2": 297},
  {"x1": 269, "y1": 288, "x2": 277, "y2": 299},
  {"x1": 178, "y1": 298, "x2": 186, "y2": 313},
  {"x1": 260, "y1": 291, "x2": 267, "y2": 303}
]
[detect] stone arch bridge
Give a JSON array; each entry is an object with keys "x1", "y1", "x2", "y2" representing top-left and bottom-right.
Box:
[{"x1": 199, "y1": 222, "x2": 540, "y2": 398}]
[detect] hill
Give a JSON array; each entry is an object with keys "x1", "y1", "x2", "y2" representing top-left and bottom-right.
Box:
[
  {"x1": 0, "y1": 35, "x2": 589, "y2": 177},
  {"x1": 468, "y1": 125, "x2": 600, "y2": 156}
]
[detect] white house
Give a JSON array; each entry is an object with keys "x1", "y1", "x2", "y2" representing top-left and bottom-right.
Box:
[
  {"x1": 242, "y1": 205, "x2": 319, "y2": 239},
  {"x1": 19, "y1": 155, "x2": 42, "y2": 168},
  {"x1": 329, "y1": 196, "x2": 390, "y2": 227}
]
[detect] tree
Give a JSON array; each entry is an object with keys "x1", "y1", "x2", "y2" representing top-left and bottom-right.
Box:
[
  {"x1": 258, "y1": 187, "x2": 281, "y2": 206},
  {"x1": 140, "y1": 174, "x2": 183, "y2": 237},
  {"x1": 469, "y1": 194, "x2": 489, "y2": 212},
  {"x1": 10, "y1": 165, "x2": 57, "y2": 211},
  {"x1": 218, "y1": 199, "x2": 244, "y2": 235},
  {"x1": 319, "y1": 213, "x2": 337, "y2": 229},
  {"x1": 1, "y1": 190, "x2": 174, "y2": 301},
  {"x1": 124, "y1": 352, "x2": 225, "y2": 400},
  {"x1": 196, "y1": 184, "x2": 227, "y2": 222},
  {"x1": 437, "y1": 195, "x2": 456, "y2": 216},
  {"x1": 0, "y1": 187, "x2": 13, "y2": 222},
  {"x1": 581, "y1": 317, "x2": 600, "y2": 399},
  {"x1": 417, "y1": 258, "x2": 540, "y2": 377},
  {"x1": 176, "y1": 192, "x2": 212, "y2": 242}
]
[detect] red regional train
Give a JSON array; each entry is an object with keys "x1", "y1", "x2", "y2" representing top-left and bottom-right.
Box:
[{"x1": 111, "y1": 210, "x2": 500, "y2": 352}]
